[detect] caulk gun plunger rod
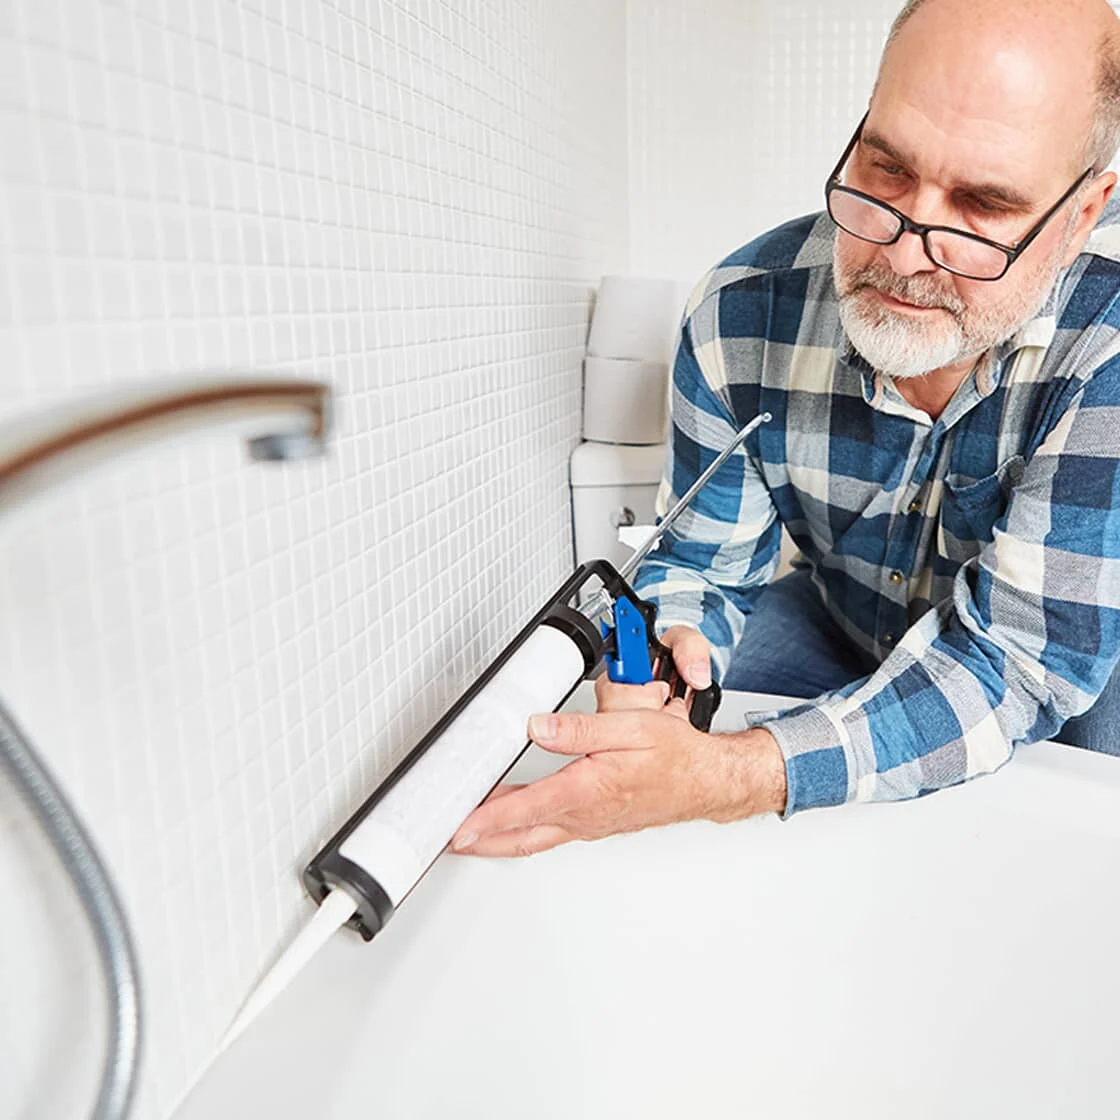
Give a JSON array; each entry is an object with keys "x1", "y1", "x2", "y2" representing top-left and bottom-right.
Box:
[
  {"x1": 617, "y1": 410, "x2": 772, "y2": 583},
  {"x1": 577, "y1": 412, "x2": 770, "y2": 626}
]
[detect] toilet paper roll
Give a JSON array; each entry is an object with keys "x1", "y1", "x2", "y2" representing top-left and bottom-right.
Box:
[
  {"x1": 582, "y1": 357, "x2": 669, "y2": 445},
  {"x1": 587, "y1": 276, "x2": 691, "y2": 364}
]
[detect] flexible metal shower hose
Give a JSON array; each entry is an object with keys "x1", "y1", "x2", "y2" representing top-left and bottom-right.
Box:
[{"x1": 0, "y1": 696, "x2": 141, "y2": 1120}]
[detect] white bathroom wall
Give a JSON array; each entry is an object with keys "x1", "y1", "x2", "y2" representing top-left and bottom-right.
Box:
[
  {"x1": 626, "y1": 0, "x2": 903, "y2": 284},
  {"x1": 0, "y1": 2, "x2": 628, "y2": 1118},
  {"x1": 0, "y1": 2, "x2": 931, "y2": 1116}
]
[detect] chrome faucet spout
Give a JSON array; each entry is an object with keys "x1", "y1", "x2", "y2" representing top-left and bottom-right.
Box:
[
  {"x1": 0, "y1": 373, "x2": 331, "y2": 1120},
  {"x1": 0, "y1": 376, "x2": 331, "y2": 511}
]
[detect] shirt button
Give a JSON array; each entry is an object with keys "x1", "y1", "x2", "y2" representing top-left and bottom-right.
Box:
[
  {"x1": 882, "y1": 632, "x2": 895, "y2": 645},
  {"x1": 889, "y1": 570, "x2": 904, "y2": 585}
]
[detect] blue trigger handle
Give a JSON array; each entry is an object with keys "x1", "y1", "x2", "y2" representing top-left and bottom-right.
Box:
[
  {"x1": 597, "y1": 584, "x2": 722, "y2": 732},
  {"x1": 603, "y1": 596, "x2": 655, "y2": 684}
]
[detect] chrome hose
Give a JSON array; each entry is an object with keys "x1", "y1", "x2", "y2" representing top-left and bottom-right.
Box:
[{"x1": 0, "y1": 697, "x2": 141, "y2": 1120}]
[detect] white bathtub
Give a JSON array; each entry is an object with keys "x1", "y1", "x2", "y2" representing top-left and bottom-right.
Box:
[{"x1": 177, "y1": 688, "x2": 1120, "y2": 1119}]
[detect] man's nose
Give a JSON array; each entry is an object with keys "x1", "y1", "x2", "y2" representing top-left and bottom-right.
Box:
[{"x1": 879, "y1": 229, "x2": 938, "y2": 278}]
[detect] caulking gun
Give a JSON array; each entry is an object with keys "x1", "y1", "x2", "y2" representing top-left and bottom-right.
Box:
[{"x1": 222, "y1": 409, "x2": 771, "y2": 1048}]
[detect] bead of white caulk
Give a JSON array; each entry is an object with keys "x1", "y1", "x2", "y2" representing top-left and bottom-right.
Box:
[{"x1": 220, "y1": 887, "x2": 360, "y2": 1052}]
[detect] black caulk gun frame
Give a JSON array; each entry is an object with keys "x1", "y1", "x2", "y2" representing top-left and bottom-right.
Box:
[{"x1": 303, "y1": 558, "x2": 721, "y2": 941}]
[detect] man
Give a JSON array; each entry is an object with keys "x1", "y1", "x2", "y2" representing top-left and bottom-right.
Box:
[{"x1": 452, "y1": 0, "x2": 1120, "y2": 856}]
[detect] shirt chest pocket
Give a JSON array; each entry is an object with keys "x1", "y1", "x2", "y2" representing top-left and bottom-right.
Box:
[{"x1": 938, "y1": 454, "x2": 1026, "y2": 560}]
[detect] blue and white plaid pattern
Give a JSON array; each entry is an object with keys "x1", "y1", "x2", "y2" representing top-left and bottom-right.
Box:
[{"x1": 634, "y1": 202, "x2": 1120, "y2": 816}]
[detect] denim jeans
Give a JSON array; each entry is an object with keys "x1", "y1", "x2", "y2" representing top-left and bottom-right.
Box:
[{"x1": 721, "y1": 568, "x2": 1120, "y2": 756}]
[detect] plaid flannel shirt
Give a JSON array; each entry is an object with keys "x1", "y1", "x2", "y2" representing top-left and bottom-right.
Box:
[{"x1": 633, "y1": 201, "x2": 1120, "y2": 817}]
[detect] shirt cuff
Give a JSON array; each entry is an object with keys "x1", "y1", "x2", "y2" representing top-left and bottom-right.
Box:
[{"x1": 758, "y1": 704, "x2": 850, "y2": 819}]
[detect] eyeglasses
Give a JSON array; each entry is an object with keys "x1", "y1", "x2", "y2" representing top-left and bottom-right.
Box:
[{"x1": 825, "y1": 113, "x2": 1093, "y2": 282}]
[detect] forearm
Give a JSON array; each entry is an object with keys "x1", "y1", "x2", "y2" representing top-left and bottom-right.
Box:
[{"x1": 705, "y1": 726, "x2": 788, "y2": 820}]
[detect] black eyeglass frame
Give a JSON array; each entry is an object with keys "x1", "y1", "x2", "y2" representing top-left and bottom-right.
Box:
[{"x1": 825, "y1": 112, "x2": 1094, "y2": 282}]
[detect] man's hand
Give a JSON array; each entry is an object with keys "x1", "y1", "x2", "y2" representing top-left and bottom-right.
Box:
[
  {"x1": 656, "y1": 624, "x2": 716, "y2": 689},
  {"x1": 449, "y1": 707, "x2": 788, "y2": 858},
  {"x1": 594, "y1": 623, "x2": 714, "y2": 714}
]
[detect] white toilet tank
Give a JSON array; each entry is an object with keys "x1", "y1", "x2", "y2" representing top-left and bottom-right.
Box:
[{"x1": 569, "y1": 441, "x2": 667, "y2": 573}]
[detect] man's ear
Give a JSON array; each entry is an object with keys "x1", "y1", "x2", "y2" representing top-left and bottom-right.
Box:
[{"x1": 1063, "y1": 171, "x2": 1117, "y2": 266}]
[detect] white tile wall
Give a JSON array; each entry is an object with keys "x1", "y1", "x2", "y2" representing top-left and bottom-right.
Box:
[
  {"x1": 626, "y1": 0, "x2": 902, "y2": 284},
  {"x1": 0, "y1": 1, "x2": 627, "y2": 1118},
  {"x1": 1, "y1": 1, "x2": 913, "y2": 1116}
]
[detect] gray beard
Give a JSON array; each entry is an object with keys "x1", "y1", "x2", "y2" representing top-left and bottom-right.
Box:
[
  {"x1": 833, "y1": 244, "x2": 1069, "y2": 381},
  {"x1": 837, "y1": 293, "x2": 975, "y2": 379}
]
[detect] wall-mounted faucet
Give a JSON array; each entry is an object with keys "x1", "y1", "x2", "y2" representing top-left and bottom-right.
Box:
[
  {"x1": 0, "y1": 376, "x2": 332, "y2": 1120},
  {"x1": 0, "y1": 376, "x2": 331, "y2": 509}
]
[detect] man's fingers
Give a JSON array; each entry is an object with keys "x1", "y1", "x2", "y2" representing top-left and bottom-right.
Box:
[
  {"x1": 482, "y1": 782, "x2": 524, "y2": 803},
  {"x1": 451, "y1": 764, "x2": 586, "y2": 849},
  {"x1": 663, "y1": 695, "x2": 692, "y2": 723},
  {"x1": 526, "y1": 708, "x2": 667, "y2": 755},
  {"x1": 452, "y1": 824, "x2": 573, "y2": 858},
  {"x1": 594, "y1": 676, "x2": 671, "y2": 712},
  {"x1": 659, "y1": 625, "x2": 713, "y2": 689}
]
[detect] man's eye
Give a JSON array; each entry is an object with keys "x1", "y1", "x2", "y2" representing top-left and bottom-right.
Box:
[
  {"x1": 968, "y1": 197, "x2": 1009, "y2": 217},
  {"x1": 875, "y1": 163, "x2": 904, "y2": 177}
]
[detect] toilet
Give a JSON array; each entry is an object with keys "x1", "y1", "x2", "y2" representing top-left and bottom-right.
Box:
[
  {"x1": 569, "y1": 441, "x2": 667, "y2": 574},
  {"x1": 570, "y1": 275, "x2": 687, "y2": 578}
]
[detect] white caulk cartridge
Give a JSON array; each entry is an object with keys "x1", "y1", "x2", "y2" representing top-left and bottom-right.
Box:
[{"x1": 302, "y1": 562, "x2": 616, "y2": 940}]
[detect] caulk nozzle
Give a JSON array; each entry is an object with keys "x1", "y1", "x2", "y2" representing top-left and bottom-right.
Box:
[{"x1": 220, "y1": 888, "x2": 360, "y2": 1052}]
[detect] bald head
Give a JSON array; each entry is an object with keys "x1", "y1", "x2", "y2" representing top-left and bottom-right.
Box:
[
  {"x1": 881, "y1": 0, "x2": 1120, "y2": 172},
  {"x1": 834, "y1": 0, "x2": 1120, "y2": 387}
]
